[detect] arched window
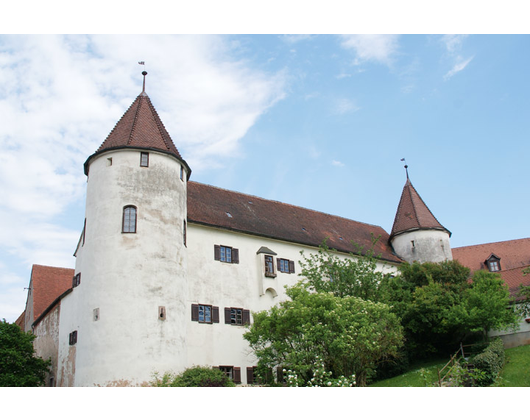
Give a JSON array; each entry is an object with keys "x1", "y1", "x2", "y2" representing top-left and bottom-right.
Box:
[{"x1": 122, "y1": 206, "x2": 137, "y2": 233}]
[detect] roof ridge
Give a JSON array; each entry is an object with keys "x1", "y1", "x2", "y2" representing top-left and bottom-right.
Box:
[
  {"x1": 145, "y1": 95, "x2": 173, "y2": 152},
  {"x1": 453, "y1": 237, "x2": 530, "y2": 249},
  {"x1": 128, "y1": 94, "x2": 143, "y2": 146}
]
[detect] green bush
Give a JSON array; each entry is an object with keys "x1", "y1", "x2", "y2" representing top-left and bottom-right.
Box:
[
  {"x1": 151, "y1": 366, "x2": 235, "y2": 387},
  {"x1": 470, "y1": 338, "x2": 505, "y2": 386}
]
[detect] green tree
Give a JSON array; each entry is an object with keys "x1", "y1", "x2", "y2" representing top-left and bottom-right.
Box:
[
  {"x1": 0, "y1": 319, "x2": 50, "y2": 387},
  {"x1": 151, "y1": 366, "x2": 235, "y2": 387},
  {"x1": 458, "y1": 270, "x2": 518, "y2": 337},
  {"x1": 244, "y1": 285, "x2": 403, "y2": 387},
  {"x1": 298, "y1": 238, "x2": 389, "y2": 301}
]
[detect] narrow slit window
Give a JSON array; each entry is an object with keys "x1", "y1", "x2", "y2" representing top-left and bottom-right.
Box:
[
  {"x1": 140, "y1": 152, "x2": 149, "y2": 167},
  {"x1": 122, "y1": 206, "x2": 137, "y2": 233}
]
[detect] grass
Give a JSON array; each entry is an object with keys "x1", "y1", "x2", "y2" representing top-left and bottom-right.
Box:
[{"x1": 369, "y1": 344, "x2": 530, "y2": 387}]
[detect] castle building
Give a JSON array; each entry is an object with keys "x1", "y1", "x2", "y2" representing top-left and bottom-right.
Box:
[{"x1": 17, "y1": 78, "x2": 530, "y2": 386}]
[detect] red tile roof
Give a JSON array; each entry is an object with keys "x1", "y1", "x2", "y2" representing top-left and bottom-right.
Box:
[
  {"x1": 84, "y1": 93, "x2": 190, "y2": 176},
  {"x1": 390, "y1": 179, "x2": 450, "y2": 239},
  {"x1": 453, "y1": 238, "x2": 530, "y2": 298},
  {"x1": 187, "y1": 182, "x2": 402, "y2": 263},
  {"x1": 453, "y1": 238, "x2": 530, "y2": 273},
  {"x1": 29, "y1": 265, "x2": 74, "y2": 324}
]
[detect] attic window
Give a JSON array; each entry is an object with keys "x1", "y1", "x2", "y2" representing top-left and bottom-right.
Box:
[
  {"x1": 226, "y1": 212, "x2": 233, "y2": 218},
  {"x1": 485, "y1": 255, "x2": 501, "y2": 272}
]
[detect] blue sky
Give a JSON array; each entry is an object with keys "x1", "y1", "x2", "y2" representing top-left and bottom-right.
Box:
[{"x1": 1, "y1": 33, "x2": 529, "y2": 323}]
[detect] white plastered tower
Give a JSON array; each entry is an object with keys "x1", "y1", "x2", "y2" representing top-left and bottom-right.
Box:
[{"x1": 60, "y1": 75, "x2": 192, "y2": 386}]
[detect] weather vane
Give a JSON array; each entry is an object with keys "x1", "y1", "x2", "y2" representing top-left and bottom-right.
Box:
[
  {"x1": 138, "y1": 61, "x2": 147, "y2": 94},
  {"x1": 400, "y1": 158, "x2": 409, "y2": 180}
]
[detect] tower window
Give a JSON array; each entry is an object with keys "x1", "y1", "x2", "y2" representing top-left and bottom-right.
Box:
[
  {"x1": 183, "y1": 220, "x2": 187, "y2": 246},
  {"x1": 140, "y1": 152, "x2": 149, "y2": 167},
  {"x1": 122, "y1": 206, "x2": 137, "y2": 233},
  {"x1": 180, "y1": 165, "x2": 184, "y2": 181},
  {"x1": 69, "y1": 330, "x2": 77, "y2": 345}
]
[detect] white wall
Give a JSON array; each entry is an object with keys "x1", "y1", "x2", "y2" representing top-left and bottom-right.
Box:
[{"x1": 391, "y1": 229, "x2": 452, "y2": 264}]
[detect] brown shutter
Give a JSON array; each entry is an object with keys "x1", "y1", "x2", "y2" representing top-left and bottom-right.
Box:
[
  {"x1": 232, "y1": 248, "x2": 239, "y2": 264},
  {"x1": 277, "y1": 258, "x2": 281, "y2": 271},
  {"x1": 212, "y1": 306, "x2": 219, "y2": 323},
  {"x1": 191, "y1": 304, "x2": 199, "y2": 321},
  {"x1": 242, "y1": 309, "x2": 251, "y2": 325},
  {"x1": 214, "y1": 245, "x2": 221, "y2": 261},
  {"x1": 247, "y1": 367, "x2": 254, "y2": 385},
  {"x1": 233, "y1": 367, "x2": 241, "y2": 384},
  {"x1": 277, "y1": 366, "x2": 284, "y2": 383},
  {"x1": 77, "y1": 273, "x2": 81, "y2": 285},
  {"x1": 72, "y1": 276, "x2": 76, "y2": 288},
  {"x1": 224, "y1": 307, "x2": 232, "y2": 324},
  {"x1": 289, "y1": 260, "x2": 295, "y2": 274}
]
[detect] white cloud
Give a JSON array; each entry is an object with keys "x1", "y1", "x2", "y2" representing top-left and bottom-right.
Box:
[
  {"x1": 440, "y1": 35, "x2": 473, "y2": 81},
  {"x1": 0, "y1": 35, "x2": 287, "y2": 319},
  {"x1": 444, "y1": 56, "x2": 474, "y2": 80},
  {"x1": 339, "y1": 35, "x2": 399, "y2": 66},
  {"x1": 334, "y1": 98, "x2": 360, "y2": 115},
  {"x1": 332, "y1": 160, "x2": 345, "y2": 167}
]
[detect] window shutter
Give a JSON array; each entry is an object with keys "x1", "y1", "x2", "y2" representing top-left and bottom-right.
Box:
[
  {"x1": 214, "y1": 245, "x2": 221, "y2": 261},
  {"x1": 247, "y1": 367, "x2": 254, "y2": 385},
  {"x1": 242, "y1": 309, "x2": 251, "y2": 325},
  {"x1": 289, "y1": 260, "x2": 295, "y2": 274},
  {"x1": 77, "y1": 273, "x2": 81, "y2": 285},
  {"x1": 191, "y1": 304, "x2": 199, "y2": 321},
  {"x1": 212, "y1": 306, "x2": 220, "y2": 323},
  {"x1": 277, "y1": 366, "x2": 284, "y2": 383},
  {"x1": 233, "y1": 367, "x2": 241, "y2": 384},
  {"x1": 72, "y1": 276, "x2": 76, "y2": 288},
  {"x1": 277, "y1": 259, "x2": 281, "y2": 271},
  {"x1": 224, "y1": 307, "x2": 232, "y2": 324},
  {"x1": 232, "y1": 248, "x2": 239, "y2": 264}
]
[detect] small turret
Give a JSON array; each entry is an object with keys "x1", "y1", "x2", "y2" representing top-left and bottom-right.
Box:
[{"x1": 390, "y1": 168, "x2": 452, "y2": 264}]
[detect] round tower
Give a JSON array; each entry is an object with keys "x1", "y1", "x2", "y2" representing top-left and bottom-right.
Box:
[
  {"x1": 390, "y1": 170, "x2": 452, "y2": 264},
  {"x1": 68, "y1": 74, "x2": 191, "y2": 386}
]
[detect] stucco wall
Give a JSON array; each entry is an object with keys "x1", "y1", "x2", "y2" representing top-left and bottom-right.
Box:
[
  {"x1": 391, "y1": 229, "x2": 452, "y2": 264},
  {"x1": 33, "y1": 303, "x2": 61, "y2": 386}
]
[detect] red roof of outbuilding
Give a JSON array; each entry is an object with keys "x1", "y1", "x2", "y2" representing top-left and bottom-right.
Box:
[{"x1": 29, "y1": 265, "x2": 74, "y2": 323}]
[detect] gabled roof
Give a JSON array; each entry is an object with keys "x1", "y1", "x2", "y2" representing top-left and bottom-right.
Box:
[
  {"x1": 28, "y1": 265, "x2": 74, "y2": 324},
  {"x1": 390, "y1": 179, "x2": 450, "y2": 239},
  {"x1": 453, "y1": 238, "x2": 530, "y2": 298},
  {"x1": 187, "y1": 182, "x2": 402, "y2": 263},
  {"x1": 453, "y1": 237, "x2": 530, "y2": 273},
  {"x1": 84, "y1": 92, "x2": 190, "y2": 177}
]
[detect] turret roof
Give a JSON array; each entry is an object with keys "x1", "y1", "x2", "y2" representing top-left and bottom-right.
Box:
[
  {"x1": 84, "y1": 92, "x2": 190, "y2": 176},
  {"x1": 390, "y1": 178, "x2": 450, "y2": 239}
]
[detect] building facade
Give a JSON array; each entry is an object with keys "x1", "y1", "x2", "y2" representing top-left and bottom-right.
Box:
[{"x1": 19, "y1": 81, "x2": 526, "y2": 386}]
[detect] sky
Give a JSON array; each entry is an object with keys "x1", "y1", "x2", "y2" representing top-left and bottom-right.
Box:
[{"x1": 1, "y1": 27, "x2": 530, "y2": 324}]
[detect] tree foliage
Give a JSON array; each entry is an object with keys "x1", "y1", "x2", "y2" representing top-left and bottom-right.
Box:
[
  {"x1": 151, "y1": 366, "x2": 235, "y2": 387},
  {"x1": 383, "y1": 261, "x2": 519, "y2": 356},
  {"x1": 244, "y1": 285, "x2": 403, "y2": 387},
  {"x1": 0, "y1": 319, "x2": 50, "y2": 387}
]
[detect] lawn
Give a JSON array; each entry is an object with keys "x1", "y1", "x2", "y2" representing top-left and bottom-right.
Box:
[{"x1": 369, "y1": 344, "x2": 530, "y2": 387}]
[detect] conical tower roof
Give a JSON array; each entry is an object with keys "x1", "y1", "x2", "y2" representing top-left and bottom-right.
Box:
[
  {"x1": 390, "y1": 178, "x2": 450, "y2": 240},
  {"x1": 84, "y1": 87, "x2": 190, "y2": 177}
]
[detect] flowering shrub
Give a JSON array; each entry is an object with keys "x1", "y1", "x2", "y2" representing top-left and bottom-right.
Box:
[{"x1": 284, "y1": 357, "x2": 356, "y2": 387}]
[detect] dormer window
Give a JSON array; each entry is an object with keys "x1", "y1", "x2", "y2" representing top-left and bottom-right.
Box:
[{"x1": 485, "y1": 254, "x2": 501, "y2": 272}]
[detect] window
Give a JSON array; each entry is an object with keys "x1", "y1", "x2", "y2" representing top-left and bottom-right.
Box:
[
  {"x1": 72, "y1": 273, "x2": 81, "y2": 288},
  {"x1": 69, "y1": 330, "x2": 77, "y2": 345},
  {"x1": 140, "y1": 152, "x2": 149, "y2": 167},
  {"x1": 183, "y1": 220, "x2": 187, "y2": 246},
  {"x1": 224, "y1": 307, "x2": 250, "y2": 325},
  {"x1": 489, "y1": 260, "x2": 500, "y2": 272},
  {"x1": 122, "y1": 206, "x2": 137, "y2": 233},
  {"x1": 264, "y1": 255, "x2": 275, "y2": 277},
  {"x1": 218, "y1": 366, "x2": 241, "y2": 384},
  {"x1": 485, "y1": 255, "x2": 501, "y2": 272},
  {"x1": 214, "y1": 245, "x2": 239, "y2": 264},
  {"x1": 93, "y1": 308, "x2": 100, "y2": 321},
  {"x1": 191, "y1": 304, "x2": 219, "y2": 324},
  {"x1": 278, "y1": 258, "x2": 295, "y2": 274},
  {"x1": 180, "y1": 165, "x2": 184, "y2": 181}
]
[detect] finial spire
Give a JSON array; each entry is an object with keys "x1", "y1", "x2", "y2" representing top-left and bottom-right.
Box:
[{"x1": 141, "y1": 71, "x2": 148, "y2": 95}]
